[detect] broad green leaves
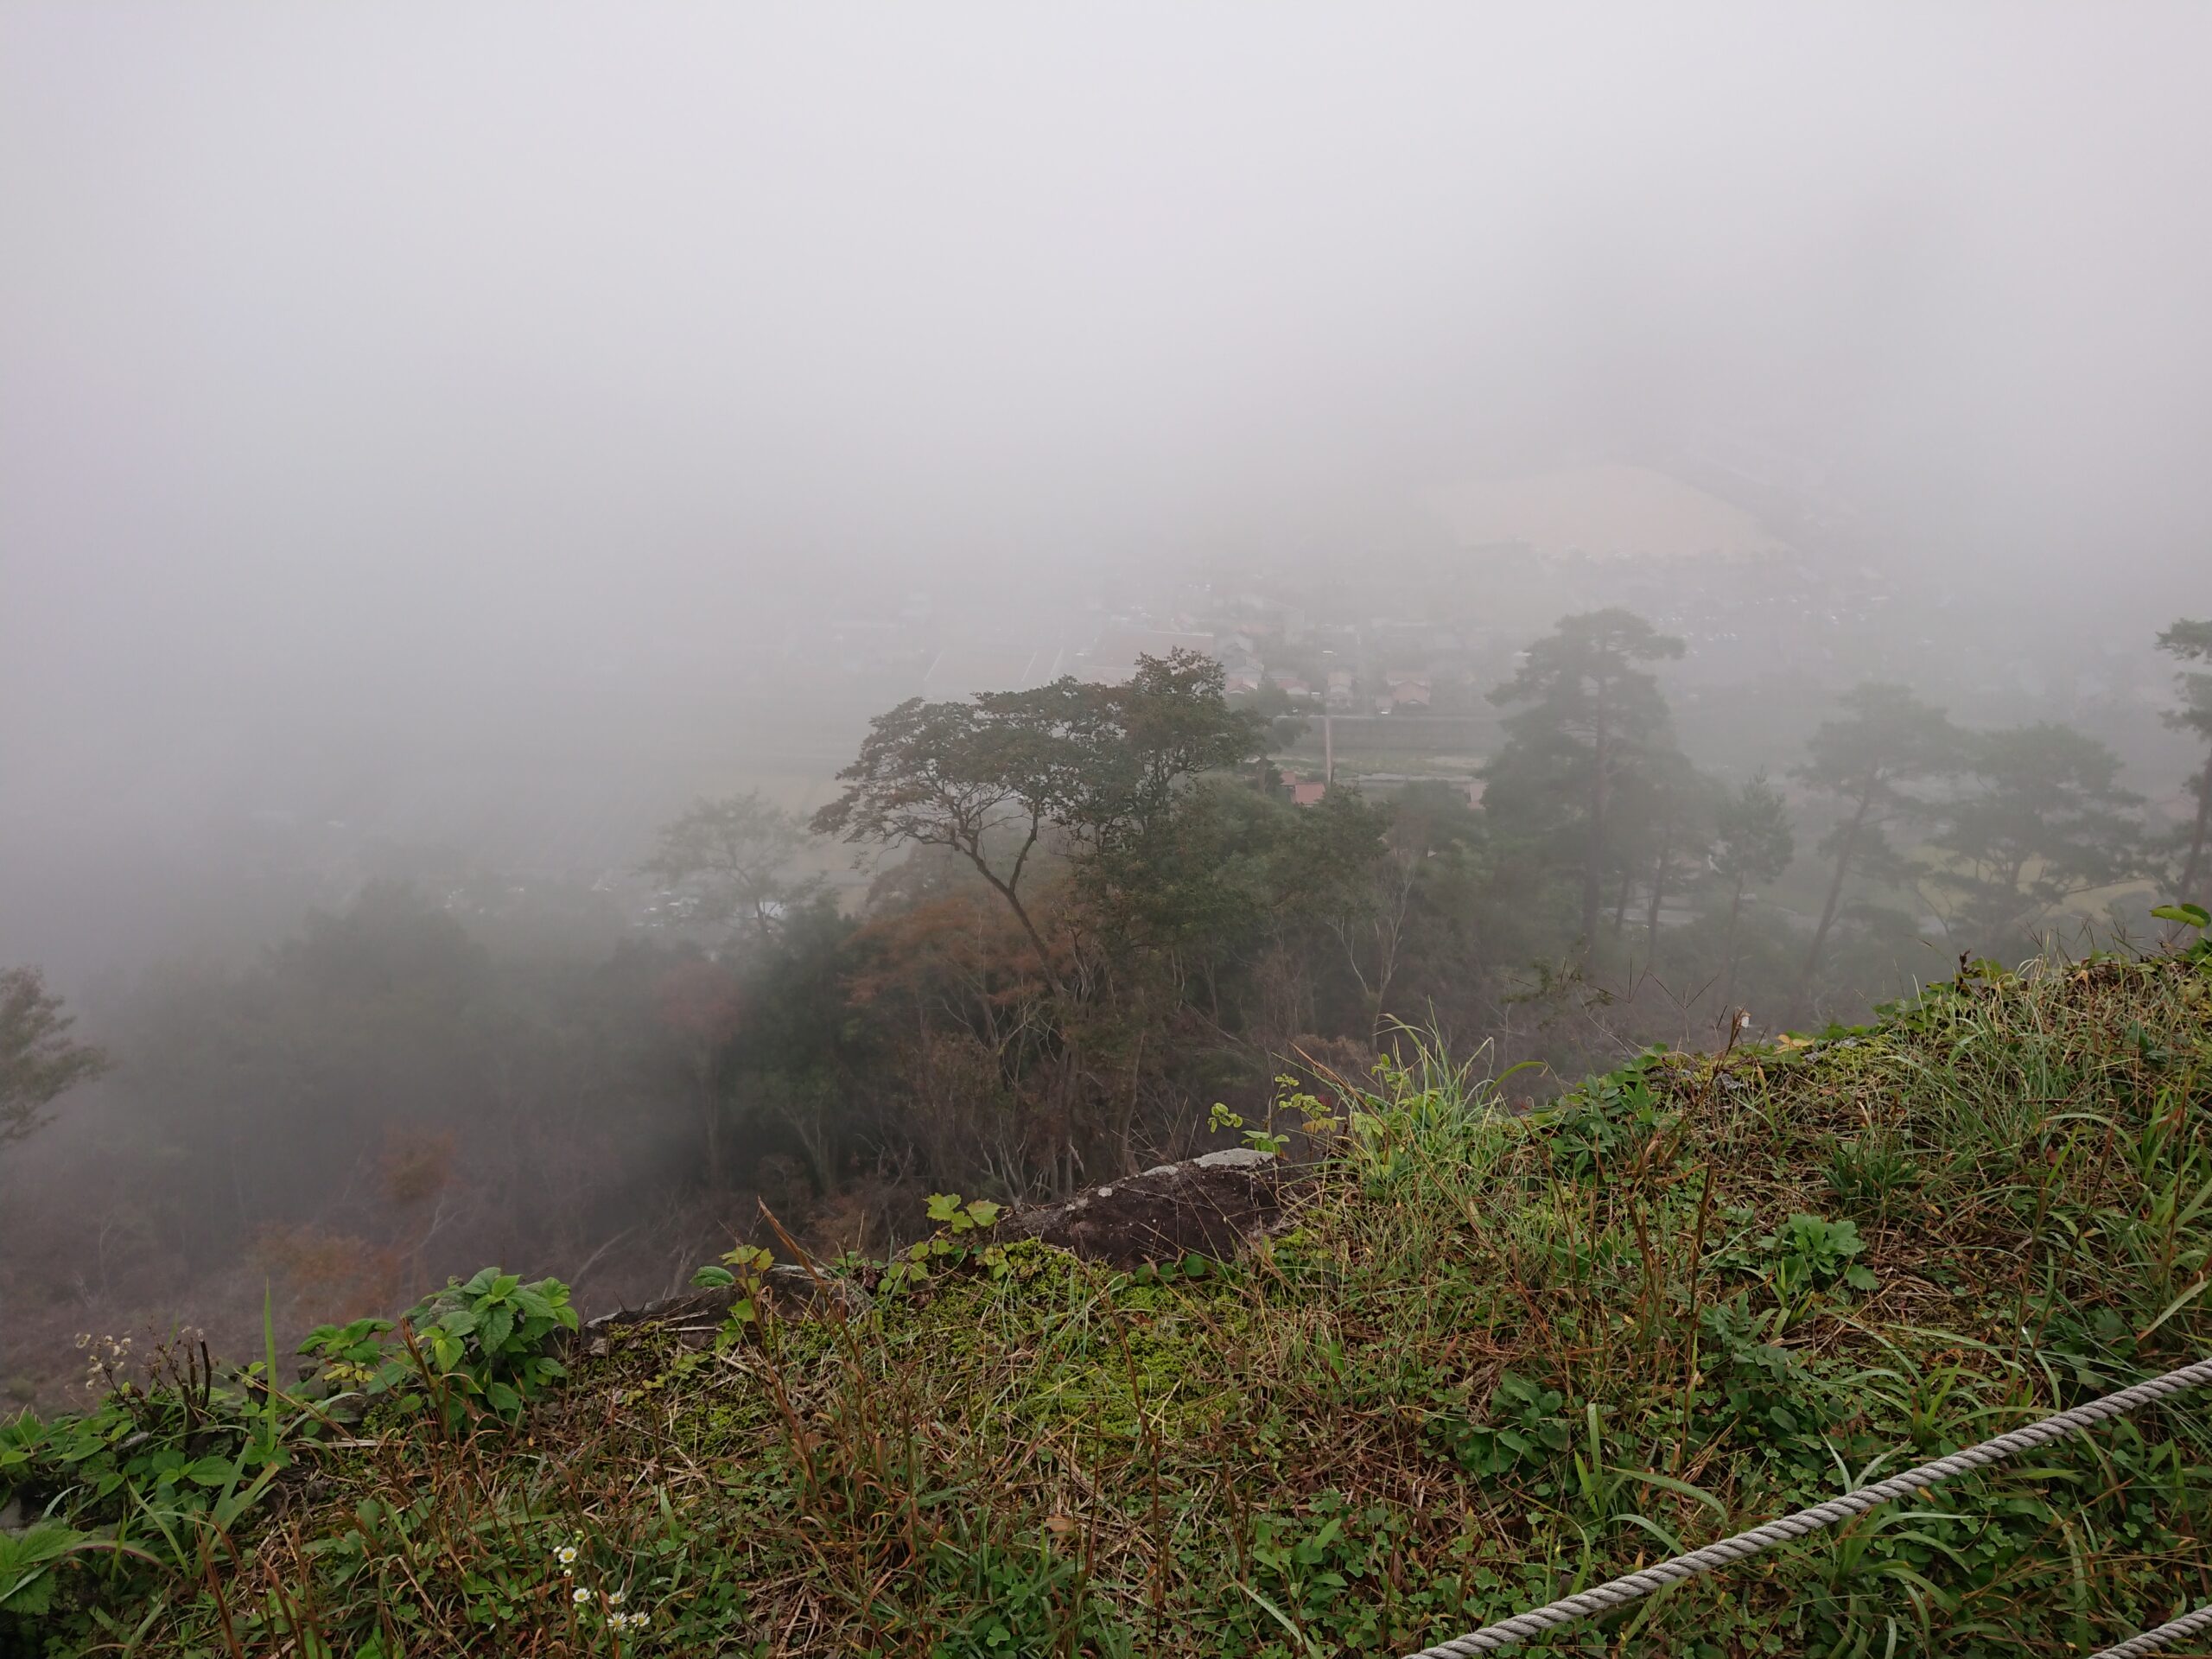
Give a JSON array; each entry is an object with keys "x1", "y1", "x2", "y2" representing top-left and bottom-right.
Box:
[
  {"x1": 0, "y1": 1522, "x2": 154, "y2": 1616},
  {"x1": 1766, "y1": 1212, "x2": 1879, "y2": 1295},
  {"x1": 299, "y1": 1270, "x2": 579, "y2": 1430},
  {"x1": 926, "y1": 1192, "x2": 1002, "y2": 1232}
]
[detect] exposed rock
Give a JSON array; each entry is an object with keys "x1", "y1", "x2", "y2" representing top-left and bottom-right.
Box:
[
  {"x1": 567, "y1": 1149, "x2": 1297, "y2": 1347},
  {"x1": 999, "y1": 1147, "x2": 1294, "y2": 1269}
]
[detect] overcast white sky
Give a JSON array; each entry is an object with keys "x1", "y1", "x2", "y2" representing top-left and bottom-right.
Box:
[{"x1": 5, "y1": 3, "x2": 2210, "y2": 791}]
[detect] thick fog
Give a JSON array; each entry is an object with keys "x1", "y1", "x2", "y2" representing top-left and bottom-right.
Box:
[
  {"x1": 6, "y1": 2, "x2": 2212, "y2": 978},
  {"x1": 11, "y1": 2, "x2": 2212, "y2": 1416}
]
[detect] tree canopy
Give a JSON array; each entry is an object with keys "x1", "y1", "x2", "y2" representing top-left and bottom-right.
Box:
[
  {"x1": 1794, "y1": 683, "x2": 1960, "y2": 999},
  {"x1": 0, "y1": 966, "x2": 111, "y2": 1148},
  {"x1": 810, "y1": 650, "x2": 1267, "y2": 989},
  {"x1": 1484, "y1": 608, "x2": 1684, "y2": 955},
  {"x1": 1709, "y1": 767, "x2": 1795, "y2": 1007},
  {"x1": 1931, "y1": 722, "x2": 2142, "y2": 944},
  {"x1": 641, "y1": 790, "x2": 821, "y2": 941}
]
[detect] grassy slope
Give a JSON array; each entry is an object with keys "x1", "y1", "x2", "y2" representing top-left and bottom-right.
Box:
[{"x1": 10, "y1": 948, "x2": 2212, "y2": 1657}]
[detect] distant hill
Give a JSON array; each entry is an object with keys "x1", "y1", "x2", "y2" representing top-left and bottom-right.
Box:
[{"x1": 1432, "y1": 461, "x2": 1791, "y2": 562}]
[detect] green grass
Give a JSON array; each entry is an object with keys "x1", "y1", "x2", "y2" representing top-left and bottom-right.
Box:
[{"x1": 7, "y1": 945, "x2": 2212, "y2": 1656}]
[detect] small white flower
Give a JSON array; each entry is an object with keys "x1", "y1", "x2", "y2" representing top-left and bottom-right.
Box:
[
  {"x1": 607, "y1": 1589, "x2": 625, "y2": 1605},
  {"x1": 573, "y1": 1586, "x2": 591, "y2": 1605},
  {"x1": 556, "y1": 1544, "x2": 577, "y2": 1566}
]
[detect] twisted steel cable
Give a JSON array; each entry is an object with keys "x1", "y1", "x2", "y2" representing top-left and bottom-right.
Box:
[
  {"x1": 1402, "y1": 1355, "x2": 2212, "y2": 1657},
  {"x1": 2087, "y1": 1601, "x2": 2212, "y2": 1659}
]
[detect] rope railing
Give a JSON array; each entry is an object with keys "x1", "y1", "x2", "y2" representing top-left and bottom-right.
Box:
[
  {"x1": 2087, "y1": 1601, "x2": 2212, "y2": 1659},
  {"x1": 1402, "y1": 1355, "x2": 2212, "y2": 1658}
]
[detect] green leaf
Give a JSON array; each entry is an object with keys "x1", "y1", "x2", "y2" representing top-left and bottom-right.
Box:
[
  {"x1": 186, "y1": 1456, "x2": 238, "y2": 1488},
  {"x1": 213, "y1": 1461, "x2": 284, "y2": 1529},
  {"x1": 2152, "y1": 902, "x2": 2210, "y2": 928},
  {"x1": 1235, "y1": 1581, "x2": 1329, "y2": 1657},
  {"x1": 0, "y1": 1569, "x2": 55, "y2": 1617},
  {"x1": 461, "y1": 1267, "x2": 501, "y2": 1296},
  {"x1": 963, "y1": 1199, "x2": 1002, "y2": 1228},
  {"x1": 691, "y1": 1265, "x2": 737, "y2": 1288},
  {"x1": 480, "y1": 1304, "x2": 515, "y2": 1354},
  {"x1": 2134, "y1": 1272, "x2": 2211, "y2": 1342},
  {"x1": 925, "y1": 1192, "x2": 964, "y2": 1223},
  {"x1": 0, "y1": 1524, "x2": 158, "y2": 1613}
]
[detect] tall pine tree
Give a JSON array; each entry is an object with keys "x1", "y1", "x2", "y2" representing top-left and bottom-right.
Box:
[
  {"x1": 1794, "y1": 683, "x2": 1959, "y2": 1005},
  {"x1": 1485, "y1": 610, "x2": 1683, "y2": 957}
]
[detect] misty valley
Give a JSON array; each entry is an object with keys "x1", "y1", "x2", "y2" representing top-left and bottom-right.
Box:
[
  {"x1": 9, "y1": 7, "x2": 2212, "y2": 1654},
  {"x1": 6, "y1": 587, "x2": 2212, "y2": 1653}
]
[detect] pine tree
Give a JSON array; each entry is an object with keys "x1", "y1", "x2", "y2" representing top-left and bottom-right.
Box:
[
  {"x1": 1794, "y1": 684, "x2": 1959, "y2": 1006},
  {"x1": 1710, "y1": 768, "x2": 1795, "y2": 1007},
  {"x1": 1484, "y1": 610, "x2": 1683, "y2": 957},
  {"x1": 1931, "y1": 722, "x2": 2142, "y2": 949}
]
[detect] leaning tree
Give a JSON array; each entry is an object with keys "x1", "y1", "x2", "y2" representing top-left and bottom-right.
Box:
[
  {"x1": 811, "y1": 651, "x2": 1267, "y2": 997},
  {"x1": 1, "y1": 966, "x2": 111, "y2": 1149}
]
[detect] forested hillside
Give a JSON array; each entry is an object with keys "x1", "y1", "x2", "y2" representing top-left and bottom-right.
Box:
[{"x1": 4, "y1": 613, "x2": 2209, "y2": 1411}]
